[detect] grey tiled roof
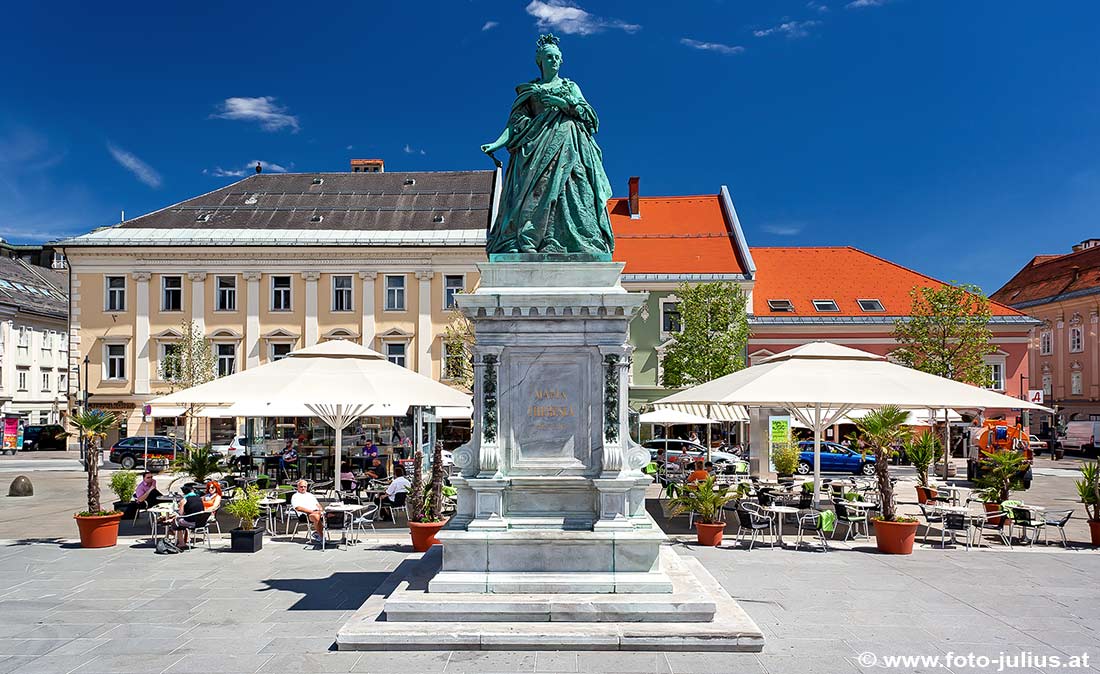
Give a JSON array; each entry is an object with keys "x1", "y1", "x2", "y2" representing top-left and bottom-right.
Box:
[
  {"x1": 0, "y1": 257, "x2": 67, "y2": 319},
  {"x1": 116, "y1": 170, "x2": 495, "y2": 232}
]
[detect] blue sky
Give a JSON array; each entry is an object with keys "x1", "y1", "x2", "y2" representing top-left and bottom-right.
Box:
[{"x1": 1, "y1": 1, "x2": 1098, "y2": 294}]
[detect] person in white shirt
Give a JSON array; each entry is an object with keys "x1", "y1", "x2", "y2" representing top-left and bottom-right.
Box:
[
  {"x1": 290, "y1": 480, "x2": 325, "y2": 542},
  {"x1": 386, "y1": 466, "x2": 412, "y2": 504}
]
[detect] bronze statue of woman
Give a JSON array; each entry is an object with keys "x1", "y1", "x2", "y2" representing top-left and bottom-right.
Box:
[{"x1": 481, "y1": 34, "x2": 615, "y2": 257}]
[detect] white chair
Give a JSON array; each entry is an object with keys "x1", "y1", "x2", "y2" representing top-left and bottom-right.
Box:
[{"x1": 350, "y1": 504, "x2": 379, "y2": 543}]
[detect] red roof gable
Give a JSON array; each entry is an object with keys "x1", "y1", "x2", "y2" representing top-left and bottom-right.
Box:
[
  {"x1": 991, "y1": 246, "x2": 1100, "y2": 307},
  {"x1": 609, "y1": 196, "x2": 746, "y2": 275},
  {"x1": 751, "y1": 247, "x2": 1024, "y2": 317}
]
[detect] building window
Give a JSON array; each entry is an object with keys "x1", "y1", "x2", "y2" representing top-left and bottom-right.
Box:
[
  {"x1": 17, "y1": 327, "x2": 29, "y2": 350},
  {"x1": 216, "y1": 276, "x2": 237, "y2": 312},
  {"x1": 1040, "y1": 330, "x2": 1053, "y2": 355},
  {"x1": 385, "y1": 275, "x2": 406, "y2": 311},
  {"x1": 17, "y1": 369, "x2": 28, "y2": 391},
  {"x1": 1070, "y1": 327, "x2": 1083, "y2": 353},
  {"x1": 332, "y1": 275, "x2": 353, "y2": 312},
  {"x1": 1042, "y1": 373, "x2": 1052, "y2": 397},
  {"x1": 161, "y1": 276, "x2": 182, "y2": 312},
  {"x1": 41, "y1": 331, "x2": 52, "y2": 355},
  {"x1": 1072, "y1": 371, "x2": 1083, "y2": 396},
  {"x1": 857, "y1": 299, "x2": 885, "y2": 312},
  {"x1": 216, "y1": 343, "x2": 236, "y2": 377},
  {"x1": 985, "y1": 362, "x2": 1004, "y2": 391},
  {"x1": 661, "y1": 300, "x2": 681, "y2": 335},
  {"x1": 41, "y1": 372, "x2": 50, "y2": 392},
  {"x1": 385, "y1": 342, "x2": 406, "y2": 367},
  {"x1": 812, "y1": 299, "x2": 840, "y2": 312},
  {"x1": 270, "y1": 343, "x2": 293, "y2": 361},
  {"x1": 105, "y1": 276, "x2": 126, "y2": 312},
  {"x1": 271, "y1": 276, "x2": 292, "y2": 311},
  {"x1": 444, "y1": 274, "x2": 464, "y2": 310},
  {"x1": 767, "y1": 299, "x2": 794, "y2": 312},
  {"x1": 105, "y1": 344, "x2": 127, "y2": 380},
  {"x1": 58, "y1": 373, "x2": 66, "y2": 392}
]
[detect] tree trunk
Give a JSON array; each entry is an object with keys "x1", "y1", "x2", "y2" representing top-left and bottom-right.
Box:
[
  {"x1": 87, "y1": 438, "x2": 101, "y2": 513},
  {"x1": 875, "y1": 448, "x2": 895, "y2": 521},
  {"x1": 428, "y1": 442, "x2": 446, "y2": 521}
]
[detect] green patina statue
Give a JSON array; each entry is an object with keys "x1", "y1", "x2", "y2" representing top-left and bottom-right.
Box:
[{"x1": 481, "y1": 34, "x2": 615, "y2": 259}]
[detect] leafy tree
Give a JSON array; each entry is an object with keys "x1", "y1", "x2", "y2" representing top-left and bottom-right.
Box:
[
  {"x1": 660, "y1": 282, "x2": 750, "y2": 388},
  {"x1": 441, "y1": 310, "x2": 474, "y2": 391},
  {"x1": 892, "y1": 284, "x2": 995, "y2": 386},
  {"x1": 159, "y1": 320, "x2": 216, "y2": 444}
]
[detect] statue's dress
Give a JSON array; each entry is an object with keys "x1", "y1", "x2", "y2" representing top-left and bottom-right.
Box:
[{"x1": 487, "y1": 78, "x2": 615, "y2": 255}]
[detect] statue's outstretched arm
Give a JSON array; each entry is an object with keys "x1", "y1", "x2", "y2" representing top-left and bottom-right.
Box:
[{"x1": 481, "y1": 127, "x2": 511, "y2": 155}]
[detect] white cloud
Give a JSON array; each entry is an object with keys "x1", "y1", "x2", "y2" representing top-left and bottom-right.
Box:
[
  {"x1": 481, "y1": 20, "x2": 499, "y2": 31},
  {"x1": 346, "y1": 145, "x2": 354, "y2": 150},
  {"x1": 762, "y1": 223, "x2": 804, "y2": 236},
  {"x1": 204, "y1": 160, "x2": 290, "y2": 178},
  {"x1": 107, "y1": 144, "x2": 161, "y2": 188},
  {"x1": 680, "y1": 38, "x2": 744, "y2": 55},
  {"x1": 211, "y1": 96, "x2": 300, "y2": 132},
  {"x1": 404, "y1": 144, "x2": 427, "y2": 156},
  {"x1": 525, "y1": 1, "x2": 640, "y2": 36},
  {"x1": 846, "y1": 0, "x2": 886, "y2": 7},
  {"x1": 807, "y1": 1, "x2": 829, "y2": 12},
  {"x1": 753, "y1": 20, "x2": 821, "y2": 39}
]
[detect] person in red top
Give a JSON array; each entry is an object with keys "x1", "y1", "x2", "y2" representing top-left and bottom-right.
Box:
[{"x1": 687, "y1": 459, "x2": 710, "y2": 483}]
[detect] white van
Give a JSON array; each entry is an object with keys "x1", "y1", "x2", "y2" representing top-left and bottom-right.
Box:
[{"x1": 1059, "y1": 421, "x2": 1100, "y2": 456}]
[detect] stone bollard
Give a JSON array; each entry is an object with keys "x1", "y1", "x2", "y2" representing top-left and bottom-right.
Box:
[{"x1": 8, "y1": 475, "x2": 33, "y2": 497}]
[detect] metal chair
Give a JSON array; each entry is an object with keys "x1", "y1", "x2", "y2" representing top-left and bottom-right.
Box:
[
  {"x1": 380, "y1": 491, "x2": 408, "y2": 523},
  {"x1": 350, "y1": 503, "x2": 379, "y2": 543},
  {"x1": 734, "y1": 503, "x2": 774, "y2": 550},
  {"x1": 796, "y1": 511, "x2": 829, "y2": 551},
  {"x1": 970, "y1": 510, "x2": 1012, "y2": 548},
  {"x1": 833, "y1": 501, "x2": 868, "y2": 541},
  {"x1": 1010, "y1": 507, "x2": 1046, "y2": 546},
  {"x1": 939, "y1": 512, "x2": 971, "y2": 549},
  {"x1": 1041, "y1": 509, "x2": 1074, "y2": 548},
  {"x1": 918, "y1": 504, "x2": 944, "y2": 545}
]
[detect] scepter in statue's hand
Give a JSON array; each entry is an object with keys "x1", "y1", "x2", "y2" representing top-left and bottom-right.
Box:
[{"x1": 481, "y1": 136, "x2": 508, "y2": 169}]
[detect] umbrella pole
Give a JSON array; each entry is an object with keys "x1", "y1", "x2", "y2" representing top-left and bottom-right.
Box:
[
  {"x1": 706, "y1": 404, "x2": 712, "y2": 463},
  {"x1": 813, "y1": 403, "x2": 822, "y2": 507},
  {"x1": 334, "y1": 406, "x2": 343, "y2": 492},
  {"x1": 943, "y1": 408, "x2": 950, "y2": 482}
]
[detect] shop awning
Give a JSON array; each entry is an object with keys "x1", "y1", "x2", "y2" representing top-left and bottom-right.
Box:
[
  {"x1": 147, "y1": 405, "x2": 186, "y2": 418},
  {"x1": 653, "y1": 403, "x2": 748, "y2": 423}
]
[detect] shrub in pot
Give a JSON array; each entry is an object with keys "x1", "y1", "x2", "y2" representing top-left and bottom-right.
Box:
[
  {"x1": 772, "y1": 442, "x2": 800, "y2": 477},
  {"x1": 225, "y1": 483, "x2": 264, "y2": 552},
  {"x1": 667, "y1": 476, "x2": 742, "y2": 546},
  {"x1": 1076, "y1": 461, "x2": 1100, "y2": 546},
  {"x1": 170, "y1": 444, "x2": 223, "y2": 487},
  {"x1": 853, "y1": 406, "x2": 919, "y2": 554},
  {"x1": 70, "y1": 410, "x2": 124, "y2": 548},
  {"x1": 906, "y1": 430, "x2": 939, "y2": 504},
  {"x1": 407, "y1": 441, "x2": 449, "y2": 552},
  {"x1": 109, "y1": 470, "x2": 137, "y2": 512},
  {"x1": 974, "y1": 449, "x2": 1027, "y2": 523}
]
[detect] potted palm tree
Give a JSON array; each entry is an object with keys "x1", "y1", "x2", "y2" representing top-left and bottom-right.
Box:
[
  {"x1": 70, "y1": 410, "x2": 123, "y2": 548},
  {"x1": 974, "y1": 449, "x2": 1028, "y2": 524},
  {"x1": 1075, "y1": 461, "x2": 1100, "y2": 546},
  {"x1": 667, "y1": 475, "x2": 741, "y2": 546},
  {"x1": 407, "y1": 441, "x2": 449, "y2": 552},
  {"x1": 169, "y1": 444, "x2": 224, "y2": 488},
  {"x1": 907, "y1": 430, "x2": 939, "y2": 504},
  {"x1": 224, "y1": 483, "x2": 264, "y2": 552},
  {"x1": 854, "y1": 406, "x2": 919, "y2": 554}
]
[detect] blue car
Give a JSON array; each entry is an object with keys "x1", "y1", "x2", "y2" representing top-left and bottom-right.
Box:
[{"x1": 796, "y1": 441, "x2": 876, "y2": 476}]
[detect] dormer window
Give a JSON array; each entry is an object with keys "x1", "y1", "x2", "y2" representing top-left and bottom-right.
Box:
[
  {"x1": 767, "y1": 299, "x2": 794, "y2": 312},
  {"x1": 812, "y1": 300, "x2": 839, "y2": 312},
  {"x1": 857, "y1": 299, "x2": 884, "y2": 312}
]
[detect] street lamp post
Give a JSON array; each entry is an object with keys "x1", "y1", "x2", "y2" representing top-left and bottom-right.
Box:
[
  {"x1": 82, "y1": 355, "x2": 90, "y2": 468},
  {"x1": 1019, "y1": 374, "x2": 1029, "y2": 434}
]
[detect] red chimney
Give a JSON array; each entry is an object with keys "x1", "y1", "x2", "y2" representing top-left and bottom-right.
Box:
[{"x1": 628, "y1": 176, "x2": 640, "y2": 219}]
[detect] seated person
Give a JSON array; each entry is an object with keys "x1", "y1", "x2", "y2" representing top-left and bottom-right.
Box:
[
  {"x1": 278, "y1": 439, "x2": 298, "y2": 474},
  {"x1": 361, "y1": 440, "x2": 378, "y2": 458},
  {"x1": 365, "y1": 456, "x2": 388, "y2": 481},
  {"x1": 169, "y1": 485, "x2": 207, "y2": 549},
  {"x1": 339, "y1": 462, "x2": 357, "y2": 491},
  {"x1": 687, "y1": 459, "x2": 710, "y2": 483},
  {"x1": 201, "y1": 481, "x2": 222, "y2": 512},
  {"x1": 124, "y1": 471, "x2": 162, "y2": 519},
  {"x1": 291, "y1": 479, "x2": 325, "y2": 543},
  {"x1": 386, "y1": 466, "x2": 411, "y2": 504}
]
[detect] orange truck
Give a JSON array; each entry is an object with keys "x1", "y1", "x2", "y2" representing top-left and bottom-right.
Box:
[{"x1": 965, "y1": 420, "x2": 1033, "y2": 490}]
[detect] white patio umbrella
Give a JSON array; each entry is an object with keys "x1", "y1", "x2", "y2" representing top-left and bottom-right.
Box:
[
  {"x1": 657, "y1": 342, "x2": 1051, "y2": 505},
  {"x1": 151, "y1": 340, "x2": 471, "y2": 487}
]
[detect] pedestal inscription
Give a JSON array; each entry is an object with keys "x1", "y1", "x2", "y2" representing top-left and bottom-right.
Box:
[{"x1": 507, "y1": 350, "x2": 590, "y2": 472}]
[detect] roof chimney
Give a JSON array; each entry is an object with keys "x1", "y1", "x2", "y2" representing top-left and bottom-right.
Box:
[
  {"x1": 1072, "y1": 239, "x2": 1100, "y2": 253},
  {"x1": 628, "y1": 176, "x2": 640, "y2": 220},
  {"x1": 350, "y1": 159, "x2": 385, "y2": 173},
  {"x1": 255, "y1": 162, "x2": 262, "y2": 174}
]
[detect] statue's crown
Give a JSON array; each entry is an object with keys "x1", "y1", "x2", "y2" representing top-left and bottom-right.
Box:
[{"x1": 536, "y1": 33, "x2": 560, "y2": 50}]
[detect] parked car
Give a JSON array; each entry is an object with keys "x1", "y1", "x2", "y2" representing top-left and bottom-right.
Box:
[
  {"x1": 643, "y1": 439, "x2": 741, "y2": 468},
  {"x1": 20, "y1": 424, "x2": 68, "y2": 451},
  {"x1": 211, "y1": 435, "x2": 247, "y2": 457},
  {"x1": 796, "y1": 441, "x2": 876, "y2": 476},
  {"x1": 108, "y1": 436, "x2": 186, "y2": 469},
  {"x1": 1058, "y1": 420, "x2": 1100, "y2": 456},
  {"x1": 1028, "y1": 434, "x2": 1048, "y2": 454}
]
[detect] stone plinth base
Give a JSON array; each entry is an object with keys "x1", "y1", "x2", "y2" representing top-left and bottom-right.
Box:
[{"x1": 336, "y1": 547, "x2": 765, "y2": 652}]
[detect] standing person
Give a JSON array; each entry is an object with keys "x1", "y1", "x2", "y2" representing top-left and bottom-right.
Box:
[
  {"x1": 291, "y1": 479, "x2": 326, "y2": 544},
  {"x1": 123, "y1": 471, "x2": 161, "y2": 519}
]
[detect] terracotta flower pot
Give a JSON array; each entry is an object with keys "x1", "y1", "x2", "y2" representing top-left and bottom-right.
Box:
[
  {"x1": 695, "y1": 521, "x2": 726, "y2": 547},
  {"x1": 1089, "y1": 520, "x2": 1100, "y2": 547},
  {"x1": 983, "y1": 501, "x2": 1005, "y2": 526},
  {"x1": 873, "y1": 519, "x2": 918, "y2": 555},
  {"x1": 74, "y1": 512, "x2": 124, "y2": 549},
  {"x1": 915, "y1": 486, "x2": 937, "y2": 505},
  {"x1": 409, "y1": 519, "x2": 448, "y2": 552}
]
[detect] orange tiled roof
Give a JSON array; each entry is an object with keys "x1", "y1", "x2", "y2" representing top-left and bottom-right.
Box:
[
  {"x1": 991, "y1": 246, "x2": 1100, "y2": 307},
  {"x1": 609, "y1": 196, "x2": 746, "y2": 275},
  {"x1": 751, "y1": 247, "x2": 1024, "y2": 317}
]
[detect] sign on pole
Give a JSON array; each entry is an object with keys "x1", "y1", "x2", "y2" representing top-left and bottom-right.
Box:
[{"x1": 1027, "y1": 390, "x2": 1044, "y2": 405}]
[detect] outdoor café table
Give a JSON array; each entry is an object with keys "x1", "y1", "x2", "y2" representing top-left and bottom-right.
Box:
[
  {"x1": 933, "y1": 484, "x2": 967, "y2": 505},
  {"x1": 324, "y1": 503, "x2": 368, "y2": 547},
  {"x1": 763, "y1": 505, "x2": 800, "y2": 546},
  {"x1": 147, "y1": 503, "x2": 177, "y2": 544},
  {"x1": 257, "y1": 497, "x2": 284, "y2": 534}
]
